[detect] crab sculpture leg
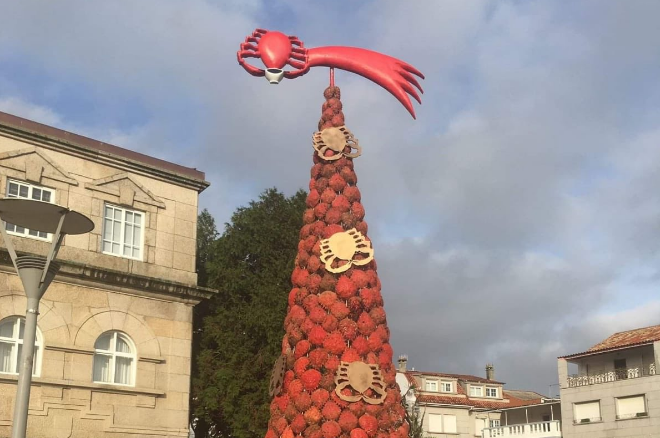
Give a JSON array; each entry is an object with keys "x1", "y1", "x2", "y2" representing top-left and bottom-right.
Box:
[{"x1": 236, "y1": 29, "x2": 424, "y2": 118}]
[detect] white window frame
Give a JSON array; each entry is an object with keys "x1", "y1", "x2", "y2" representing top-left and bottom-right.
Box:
[
  {"x1": 0, "y1": 316, "x2": 42, "y2": 377},
  {"x1": 615, "y1": 394, "x2": 647, "y2": 419},
  {"x1": 440, "y1": 381, "x2": 453, "y2": 393},
  {"x1": 489, "y1": 419, "x2": 500, "y2": 428},
  {"x1": 469, "y1": 385, "x2": 483, "y2": 397},
  {"x1": 93, "y1": 331, "x2": 136, "y2": 386},
  {"x1": 4, "y1": 179, "x2": 55, "y2": 241},
  {"x1": 486, "y1": 387, "x2": 498, "y2": 398},
  {"x1": 425, "y1": 380, "x2": 438, "y2": 392},
  {"x1": 101, "y1": 204, "x2": 145, "y2": 261}
]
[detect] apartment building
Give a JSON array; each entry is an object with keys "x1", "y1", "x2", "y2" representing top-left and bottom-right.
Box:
[
  {"x1": 557, "y1": 324, "x2": 660, "y2": 437},
  {"x1": 0, "y1": 111, "x2": 213, "y2": 437},
  {"x1": 397, "y1": 357, "x2": 561, "y2": 438}
]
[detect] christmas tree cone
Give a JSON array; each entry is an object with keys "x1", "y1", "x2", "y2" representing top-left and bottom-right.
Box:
[{"x1": 266, "y1": 85, "x2": 408, "y2": 438}]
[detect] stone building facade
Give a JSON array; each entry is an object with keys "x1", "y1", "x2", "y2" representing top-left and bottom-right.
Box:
[
  {"x1": 558, "y1": 324, "x2": 660, "y2": 437},
  {"x1": 0, "y1": 111, "x2": 213, "y2": 437}
]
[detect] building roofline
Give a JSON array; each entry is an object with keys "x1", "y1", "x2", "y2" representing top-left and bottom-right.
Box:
[
  {"x1": 404, "y1": 370, "x2": 504, "y2": 385},
  {"x1": 558, "y1": 341, "x2": 654, "y2": 360},
  {"x1": 0, "y1": 111, "x2": 209, "y2": 192}
]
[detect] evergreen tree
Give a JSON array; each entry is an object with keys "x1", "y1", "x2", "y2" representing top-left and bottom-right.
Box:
[
  {"x1": 192, "y1": 188, "x2": 307, "y2": 438},
  {"x1": 196, "y1": 208, "x2": 219, "y2": 288}
]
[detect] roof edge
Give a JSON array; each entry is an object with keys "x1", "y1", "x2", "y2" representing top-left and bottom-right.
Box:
[
  {"x1": 558, "y1": 341, "x2": 655, "y2": 360},
  {"x1": 0, "y1": 111, "x2": 209, "y2": 192}
]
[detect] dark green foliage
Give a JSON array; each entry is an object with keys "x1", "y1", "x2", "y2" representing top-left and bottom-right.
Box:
[
  {"x1": 196, "y1": 208, "x2": 219, "y2": 288},
  {"x1": 192, "y1": 188, "x2": 307, "y2": 438}
]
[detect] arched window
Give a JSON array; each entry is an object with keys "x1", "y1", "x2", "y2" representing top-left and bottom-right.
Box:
[
  {"x1": 93, "y1": 331, "x2": 136, "y2": 386},
  {"x1": 0, "y1": 316, "x2": 42, "y2": 376}
]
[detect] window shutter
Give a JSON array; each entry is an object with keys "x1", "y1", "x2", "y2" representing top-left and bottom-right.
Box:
[
  {"x1": 574, "y1": 401, "x2": 600, "y2": 421},
  {"x1": 443, "y1": 415, "x2": 457, "y2": 433},
  {"x1": 475, "y1": 418, "x2": 486, "y2": 435},
  {"x1": 428, "y1": 414, "x2": 443, "y2": 433},
  {"x1": 616, "y1": 395, "x2": 645, "y2": 418}
]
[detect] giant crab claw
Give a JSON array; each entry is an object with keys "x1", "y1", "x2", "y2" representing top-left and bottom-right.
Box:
[{"x1": 264, "y1": 68, "x2": 284, "y2": 84}]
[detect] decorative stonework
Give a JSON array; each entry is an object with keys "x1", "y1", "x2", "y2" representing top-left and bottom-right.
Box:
[
  {"x1": 320, "y1": 228, "x2": 374, "y2": 273},
  {"x1": 0, "y1": 147, "x2": 78, "y2": 185},
  {"x1": 84, "y1": 172, "x2": 165, "y2": 208},
  {"x1": 312, "y1": 125, "x2": 361, "y2": 161},
  {"x1": 0, "y1": 249, "x2": 215, "y2": 303},
  {"x1": 335, "y1": 361, "x2": 386, "y2": 404},
  {"x1": 566, "y1": 365, "x2": 657, "y2": 387}
]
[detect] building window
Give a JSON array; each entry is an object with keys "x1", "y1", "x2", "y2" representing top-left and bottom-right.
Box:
[
  {"x1": 469, "y1": 385, "x2": 483, "y2": 397},
  {"x1": 102, "y1": 204, "x2": 144, "y2": 260},
  {"x1": 425, "y1": 380, "x2": 438, "y2": 392},
  {"x1": 428, "y1": 414, "x2": 456, "y2": 434},
  {"x1": 93, "y1": 331, "x2": 135, "y2": 386},
  {"x1": 486, "y1": 387, "x2": 498, "y2": 398},
  {"x1": 0, "y1": 317, "x2": 42, "y2": 376},
  {"x1": 616, "y1": 395, "x2": 647, "y2": 419},
  {"x1": 574, "y1": 400, "x2": 601, "y2": 423},
  {"x1": 489, "y1": 420, "x2": 500, "y2": 428},
  {"x1": 5, "y1": 179, "x2": 55, "y2": 240},
  {"x1": 440, "y1": 381, "x2": 453, "y2": 393}
]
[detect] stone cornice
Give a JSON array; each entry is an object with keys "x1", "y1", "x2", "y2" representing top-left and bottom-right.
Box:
[
  {"x1": 0, "y1": 374, "x2": 165, "y2": 397},
  {"x1": 45, "y1": 343, "x2": 167, "y2": 363},
  {"x1": 0, "y1": 249, "x2": 217, "y2": 304},
  {"x1": 0, "y1": 121, "x2": 209, "y2": 193}
]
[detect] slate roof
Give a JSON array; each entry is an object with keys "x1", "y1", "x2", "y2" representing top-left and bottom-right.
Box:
[{"x1": 560, "y1": 324, "x2": 660, "y2": 359}]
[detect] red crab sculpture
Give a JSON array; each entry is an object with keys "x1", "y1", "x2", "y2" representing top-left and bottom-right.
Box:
[
  {"x1": 236, "y1": 28, "x2": 422, "y2": 438},
  {"x1": 237, "y1": 29, "x2": 425, "y2": 118}
]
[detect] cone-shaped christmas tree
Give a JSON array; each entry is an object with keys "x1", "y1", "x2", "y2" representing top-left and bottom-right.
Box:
[{"x1": 265, "y1": 86, "x2": 408, "y2": 438}]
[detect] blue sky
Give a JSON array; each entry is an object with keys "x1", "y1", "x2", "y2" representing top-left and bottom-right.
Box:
[{"x1": 1, "y1": 0, "x2": 660, "y2": 394}]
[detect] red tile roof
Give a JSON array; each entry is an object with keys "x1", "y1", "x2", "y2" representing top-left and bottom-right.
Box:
[
  {"x1": 417, "y1": 394, "x2": 511, "y2": 409},
  {"x1": 404, "y1": 371, "x2": 547, "y2": 411},
  {"x1": 560, "y1": 324, "x2": 660, "y2": 359},
  {"x1": 503, "y1": 390, "x2": 548, "y2": 409}
]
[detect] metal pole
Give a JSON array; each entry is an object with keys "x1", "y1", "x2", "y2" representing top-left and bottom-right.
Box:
[{"x1": 10, "y1": 296, "x2": 39, "y2": 438}]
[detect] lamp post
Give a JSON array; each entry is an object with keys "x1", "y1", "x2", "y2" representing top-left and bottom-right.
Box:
[{"x1": 0, "y1": 198, "x2": 93, "y2": 438}]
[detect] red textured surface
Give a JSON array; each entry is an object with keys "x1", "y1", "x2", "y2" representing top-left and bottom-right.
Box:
[{"x1": 266, "y1": 86, "x2": 406, "y2": 438}]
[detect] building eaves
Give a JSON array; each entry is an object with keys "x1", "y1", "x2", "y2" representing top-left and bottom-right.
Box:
[
  {"x1": 0, "y1": 111, "x2": 209, "y2": 192},
  {"x1": 417, "y1": 394, "x2": 511, "y2": 410},
  {"x1": 559, "y1": 324, "x2": 660, "y2": 360},
  {"x1": 404, "y1": 370, "x2": 504, "y2": 385}
]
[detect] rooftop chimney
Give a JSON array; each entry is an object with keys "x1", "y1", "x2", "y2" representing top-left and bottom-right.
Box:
[
  {"x1": 398, "y1": 355, "x2": 408, "y2": 372},
  {"x1": 486, "y1": 363, "x2": 495, "y2": 381}
]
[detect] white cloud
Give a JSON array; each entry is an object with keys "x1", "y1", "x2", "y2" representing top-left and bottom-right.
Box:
[{"x1": 1, "y1": 0, "x2": 660, "y2": 395}]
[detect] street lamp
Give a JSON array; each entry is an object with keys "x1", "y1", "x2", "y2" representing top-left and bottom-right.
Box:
[{"x1": 0, "y1": 198, "x2": 94, "y2": 438}]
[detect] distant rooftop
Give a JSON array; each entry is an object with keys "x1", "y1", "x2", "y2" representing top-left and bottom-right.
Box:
[
  {"x1": 403, "y1": 370, "x2": 551, "y2": 410},
  {"x1": 0, "y1": 111, "x2": 207, "y2": 184},
  {"x1": 560, "y1": 323, "x2": 660, "y2": 359},
  {"x1": 404, "y1": 370, "x2": 504, "y2": 385}
]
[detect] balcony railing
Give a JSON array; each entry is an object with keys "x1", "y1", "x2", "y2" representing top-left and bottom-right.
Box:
[
  {"x1": 482, "y1": 420, "x2": 561, "y2": 437},
  {"x1": 567, "y1": 363, "x2": 656, "y2": 388}
]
